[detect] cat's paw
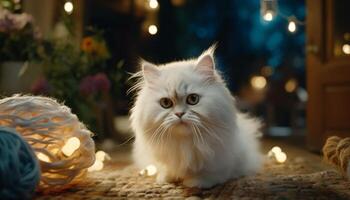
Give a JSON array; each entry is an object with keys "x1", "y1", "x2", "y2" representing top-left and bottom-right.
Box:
[{"x1": 183, "y1": 177, "x2": 216, "y2": 189}]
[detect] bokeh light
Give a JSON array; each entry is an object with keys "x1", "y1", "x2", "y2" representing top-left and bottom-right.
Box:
[
  {"x1": 149, "y1": 0, "x2": 159, "y2": 9},
  {"x1": 64, "y1": 1, "x2": 73, "y2": 14},
  {"x1": 263, "y1": 11, "x2": 274, "y2": 21},
  {"x1": 288, "y1": 21, "x2": 297, "y2": 33},
  {"x1": 148, "y1": 25, "x2": 158, "y2": 35},
  {"x1": 342, "y1": 44, "x2": 350, "y2": 55},
  {"x1": 285, "y1": 78, "x2": 298, "y2": 93},
  {"x1": 251, "y1": 76, "x2": 267, "y2": 90}
]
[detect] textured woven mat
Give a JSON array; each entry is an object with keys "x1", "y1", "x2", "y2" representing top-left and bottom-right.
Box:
[{"x1": 36, "y1": 157, "x2": 350, "y2": 200}]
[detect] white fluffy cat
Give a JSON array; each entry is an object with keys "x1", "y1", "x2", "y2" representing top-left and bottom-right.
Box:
[{"x1": 130, "y1": 46, "x2": 263, "y2": 188}]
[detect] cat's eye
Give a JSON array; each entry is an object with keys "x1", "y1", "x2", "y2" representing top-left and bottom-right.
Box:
[
  {"x1": 159, "y1": 98, "x2": 173, "y2": 109},
  {"x1": 186, "y1": 94, "x2": 200, "y2": 105}
]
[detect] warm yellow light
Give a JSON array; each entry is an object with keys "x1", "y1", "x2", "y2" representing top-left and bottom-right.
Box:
[
  {"x1": 267, "y1": 146, "x2": 287, "y2": 163},
  {"x1": 285, "y1": 78, "x2": 298, "y2": 93},
  {"x1": 288, "y1": 21, "x2": 297, "y2": 33},
  {"x1": 87, "y1": 151, "x2": 110, "y2": 172},
  {"x1": 96, "y1": 150, "x2": 110, "y2": 162},
  {"x1": 37, "y1": 153, "x2": 51, "y2": 162},
  {"x1": 271, "y1": 146, "x2": 282, "y2": 154},
  {"x1": 149, "y1": 0, "x2": 159, "y2": 9},
  {"x1": 146, "y1": 165, "x2": 157, "y2": 176},
  {"x1": 251, "y1": 76, "x2": 267, "y2": 90},
  {"x1": 88, "y1": 160, "x2": 104, "y2": 172},
  {"x1": 140, "y1": 164, "x2": 158, "y2": 176},
  {"x1": 96, "y1": 151, "x2": 106, "y2": 161},
  {"x1": 148, "y1": 25, "x2": 158, "y2": 35},
  {"x1": 275, "y1": 152, "x2": 287, "y2": 163},
  {"x1": 62, "y1": 137, "x2": 80, "y2": 157},
  {"x1": 342, "y1": 44, "x2": 350, "y2": 55},
  {"x1": 51, "y1": 148, "x2": 60, "y2": 154},
  {"x1": 139, "y1": 169, "x2": 146, "y2": 176},
  {"x1": 263, "y1": 12, "x2": 273, "y2": 21},
  {"x1": 64, "y1": 1, "x2": 74, "y2": 14}
]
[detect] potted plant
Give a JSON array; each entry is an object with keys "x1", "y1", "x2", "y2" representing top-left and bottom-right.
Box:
[
  {"x1": 32, "y1": 30, "x2": 125, "y2": 142},
  {"x1": 0, "y1": 8, "x2": 41, "y2": 94}
]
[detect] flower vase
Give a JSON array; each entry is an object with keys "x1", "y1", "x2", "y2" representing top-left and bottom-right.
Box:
[{"x1": 0, "y1": 61, "x2": 42, "y2": 95}]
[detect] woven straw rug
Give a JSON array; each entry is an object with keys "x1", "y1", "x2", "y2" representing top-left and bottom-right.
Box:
[{"x1": 36, "y1": 156, "x2": 350, "y2": 200}]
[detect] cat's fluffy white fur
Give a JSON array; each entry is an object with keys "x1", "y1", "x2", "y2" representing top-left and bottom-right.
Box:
[{"x1": 130, "y1": 46, "x2": 263, "y2": 188}]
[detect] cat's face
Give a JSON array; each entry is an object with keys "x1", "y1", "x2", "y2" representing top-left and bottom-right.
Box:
[{"x1": 135, "y1": 48, "x2": 234, "y2": 142}]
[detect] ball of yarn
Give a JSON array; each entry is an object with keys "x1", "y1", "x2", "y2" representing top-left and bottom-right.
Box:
[
  {"x1": 0, "y1": 95, "x2": 95, "y2": 190},
  {"x1": 0, "y1": 127, "x2": 40, "y2": 199},
  {"x1": 323, "y1": 136, "x2": 350, "y2": 177}
]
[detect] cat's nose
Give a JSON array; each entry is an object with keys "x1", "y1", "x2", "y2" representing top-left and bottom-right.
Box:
[{"x1": 175, "y1": 112, "x2": 185, "y2": 118}]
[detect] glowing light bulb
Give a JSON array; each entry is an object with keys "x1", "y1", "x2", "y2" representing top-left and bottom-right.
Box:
[
  {"x1": 139, "y1": 169, "x2": 146, "y2": 175},
  {"x1": 263, "y1": 11, "x2": 273, "y2": 21},
  {"x1": 275, "y1": 152, "x2": 287, "y2": 163},
  {"x1": 271, "y1": 146, "x2": 282, "y2": 154},
  {"x1": 148, "y1": 25, "x2": 158, "y2": 35},
  {"x1": 342, "y1": 44, "x2": 350, "y2": 55},
  {"x1": 288, "y1": 21, "x2": 297, "y2": 33},
  {"x1": 96, "y1": 151, "x2": 106, "y2": 161},
  {"x1": 37, "y1": 153, "x2": 51, "y2": 162},
  {"x1": 64, "y1": 1, "x2": 74, "y2": 14},
  {"x1": 95, "y1": 150, "x2": 110, "y2": 162},
  {"x1": 62, "y1": 137, "x2": 80, "y2": 157},
  {"x1": 146, "y1": 165, "x2": 157, "y2": 176},
  {"x1": 285, "y1": 78, "x2": 298, "y2": 93},
  {"x1": 149, "y1": 0, "x2": 159, "y2": 9},
  {"x1": 88, "y1": 160, "x2": 104, "y2": 172},
  {"x1": 139, "y1": 165, "x2": 157, "y2": 176},
  {"x1": 250, "y1": 76, "x2": 267, "y2": 90}
]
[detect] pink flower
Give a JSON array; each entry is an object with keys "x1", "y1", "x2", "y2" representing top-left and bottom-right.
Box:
[
  {"x1": 15, "y1": 13, "x2": 33, "y2": 30},
  {"x1": 0, "y1": 10, "x2": 15, "y2": 32},
  {"x1": 79, "y1": 73, "x2": 111, "y2": 96},
  {"x1": 79, "y1": 75, "x2": 97, "y2": 96},
  {"x1": 0, "y1": 9, "x2": 35, "y2": 33},
  {"x1": 94, "y1": 73, "x2": 111, "y2": 92},
  {"x1": 31, "y1": 77, "x2": 50, "y2": 95}
]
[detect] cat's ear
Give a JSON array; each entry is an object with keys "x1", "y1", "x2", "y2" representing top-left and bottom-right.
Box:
[
  {"x1": 195, "y1": 45, "x2": 217, "y2": 78},
  {"x1": 142, "y1": 61, "x2": 160, "y2": 83}
]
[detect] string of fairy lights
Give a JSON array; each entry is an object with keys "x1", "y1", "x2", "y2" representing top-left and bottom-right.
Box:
[
  {"x1": 64, "y1": 0, "x2": 159, "y2": 35},
  {"x1": 260, "y1": 0, "x2": 305, "y2": 33},
  {"x1": 257, "y1": 0, "x2": 348, "y2": 94},
  {"x1": 262, "y1": 0, "x2": 349, "y2": 55},
  {"x1": 246, "y1": 0, "x2": 306, "y2": 94}
]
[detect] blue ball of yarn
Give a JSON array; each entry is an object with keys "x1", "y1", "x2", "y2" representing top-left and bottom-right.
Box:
[{"x1": 0, "y1": 127, "x2": 40, "y2": 200}]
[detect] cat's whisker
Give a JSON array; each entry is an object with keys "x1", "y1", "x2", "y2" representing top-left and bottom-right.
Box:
[
  {"x1": 192, "y1": 124, "x2": 214, "y2": 156},
  {"x1": 186, "y1": 116, "x2": 201, "y2": 124},
  {"x1": 166, "y1": 126, "x2": 173, "y2": 143},
  {"x1": 148, "y1": 121, "x2": 167, "y2": 146},
  {"x1": 187, "y1": 115, "x2": 224, "y2": 146},
  {"x1": 193, "y1": 124, "x2": 206, "y2": 147},
  {"x1": 191, "y1": 125, "x2": 201, "y2": 149},
  {"x1": 190, "y1": 110, "x2": 228, "y2": 130},
  {"x1": 190, "y1": 125, "x2": 200, "y2": 146},
  {"x1": 185, "y1": 116, "x2": 208, "y2": 146},
  {"x1": 149, "y1": 119, "x2": 174, "y2": 151},
  {"x1": 158, "y1": 123, "x2": 171, "y2": 151},
  {"x1": 199, "y1": 123, "x2": 224, "y2": 146},
  {"x1": 156, "y1": 124, "x2": 168, "y2": 144}
]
